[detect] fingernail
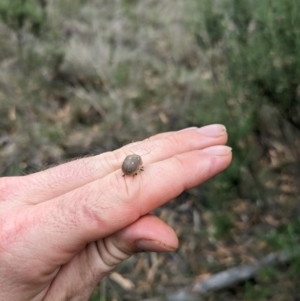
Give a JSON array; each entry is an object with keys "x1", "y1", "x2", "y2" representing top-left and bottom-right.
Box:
[
  {"x1": 202, "y1": 145, "x2": 232, "y2": 156},
  {"x1": 136, "y1": 239, "x2": 177, "y2": 252},
  {"x1": 198, "y1": 124, "x2": 226, "y2": 137},
  {"x1": 179, "y1": 127, "x2": 198, "y2": 132}
]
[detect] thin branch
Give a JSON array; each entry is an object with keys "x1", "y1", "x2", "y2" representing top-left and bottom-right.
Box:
[{"x1": 140, "y1": 248, "x2": 300, "y2": 301}]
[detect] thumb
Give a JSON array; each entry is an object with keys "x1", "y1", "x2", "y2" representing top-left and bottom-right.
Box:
[
  {"x1": 113, "y1": 214, "x2": 179, "y2": 253},
  {"x1": 44, "y1": 215, "x2": 178, "y2": 300}
]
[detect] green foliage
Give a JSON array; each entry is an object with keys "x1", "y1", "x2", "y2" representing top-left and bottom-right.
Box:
[
  {"x1": 224, "y1": 0, "x2": 300, "y2": 129},
  {"x1": 243, "y1": 281, "x2": 271, "y2": 301},
  {"x1": 258, "y1": 266, "x2": 277, "y2": 282},
  {"x1": 0, "y1": 0, "x2": 44, "y2": 36},
  {"x1": 265, "y1": 218, "x2": 300, "y2": 250},
  {"x1": 188, "y1": 0, "x2": 300, "y2": 208},
  {"x1": 212, "y1": 212, "x2": 234, "y2": 238}
]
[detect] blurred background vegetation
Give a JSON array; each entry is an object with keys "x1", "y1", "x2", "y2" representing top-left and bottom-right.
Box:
[{"x1": 0, "y1": 0, "x2": 300, "y2": 300}]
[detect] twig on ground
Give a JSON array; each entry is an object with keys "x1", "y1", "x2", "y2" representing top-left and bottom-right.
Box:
[{"x1": 140, "y1": 248, "x2": 300, "y2": 301}]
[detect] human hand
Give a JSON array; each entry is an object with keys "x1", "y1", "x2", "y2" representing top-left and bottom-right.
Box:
[{"x1": 0, "y1": 125, "x2": 232, "y2": 301}]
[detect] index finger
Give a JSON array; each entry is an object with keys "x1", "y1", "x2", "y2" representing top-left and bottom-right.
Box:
[{"x1": 14, "y1": 125, "x2": 227, "y2": 203}]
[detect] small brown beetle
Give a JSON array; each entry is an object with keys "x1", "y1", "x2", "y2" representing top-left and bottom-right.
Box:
[{"x1": 122, "y1": 154, "x2": 144, "y2": 176}]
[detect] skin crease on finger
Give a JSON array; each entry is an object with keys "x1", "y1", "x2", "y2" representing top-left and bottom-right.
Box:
[{"x1": 0, "y1": 126, "x2": 232, "y2": 301}]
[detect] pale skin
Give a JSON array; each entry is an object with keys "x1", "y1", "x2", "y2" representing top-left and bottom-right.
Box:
[{"x1": 0, "y1": 124, "x2": 232, "y2": 301}]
